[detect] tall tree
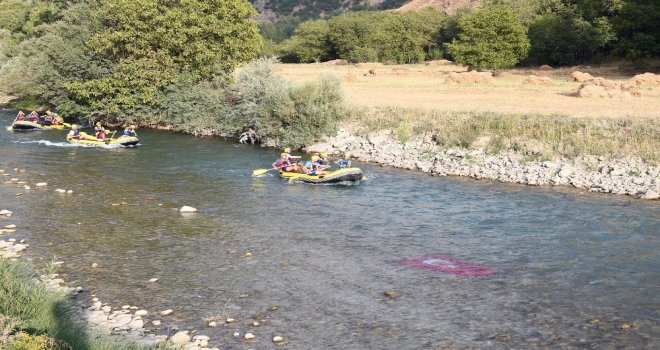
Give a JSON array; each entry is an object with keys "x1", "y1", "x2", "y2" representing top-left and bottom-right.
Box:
[{"x1": 448, "y1": 5, "x2": 530, "y2": 69}]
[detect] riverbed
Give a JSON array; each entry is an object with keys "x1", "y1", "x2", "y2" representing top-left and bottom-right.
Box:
[{"x1": 1, "y1": 110, "x2": 658, "y2": 349}]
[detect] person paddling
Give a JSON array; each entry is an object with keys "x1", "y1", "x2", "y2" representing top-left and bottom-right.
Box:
[
  {"x1": 28, "y1": 111, "x2": 39, "y2": 123},
  {"x1": 68, "y1": 125, "x2": 82, "y2": 139},
  {"x1": 15, "y1": 111, "x2": 26, "y2": 121},
  {"x1": 336, "y1": 152, "x2": 352, "y2": 169},
  {"x1": 123, "y1": 124, "x2": 137, "y2": 137},
  {"x1": 42, "y1": 110, "x2": 54, "y2": 125},
  {"x1": 272, "y1": 153, "x2": 296, "y2": 172}
]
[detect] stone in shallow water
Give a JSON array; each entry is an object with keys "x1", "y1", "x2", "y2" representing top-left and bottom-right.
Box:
[
  {"x1": 170, "y1": 331, "x2": 191, "y2": 346},
  {"x1": 151, "y1": 320, "x2": 161, "y2": 326},
  {"x1": 149, "y1": 278, "x2": 159, "y2": 283},
  {"x1": 179, "y1": 205, "x2": 197, "y2": 213},
  {"x1": 273, "y1": 336, "x2": 285, "y2": 343},
  {"x1": 135, "y1": 310, "x2": 148, "y2": 316},
  {"x1": 160, "y1": 309, "x2": 173, "y2": 316},
  {"x1": 244, "y1": 333, "x2": 255, "y2": 340}
]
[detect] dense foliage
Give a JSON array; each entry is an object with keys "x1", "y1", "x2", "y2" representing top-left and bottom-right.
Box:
[
  {"x1": 270, "y1": 0, "x2": 658, "y2": 65},
  {"x1": 0, "y1": 1, "x2": 347, "y2": 147},
  {"x1": 448, "y1": 5, "x2": 530, "y2": 69},
  {"x1": 280, "y1": 8, "x2": 447, "y2": 63},
  {"x1": 249, "y1": 0, "x2": 404, "y2": 20}
]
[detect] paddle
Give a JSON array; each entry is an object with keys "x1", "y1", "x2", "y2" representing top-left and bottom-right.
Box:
[
  {"x1": 103, "y1": 131, "x2": 117, "y2": 144},
  {"x1": 252, "y1": 167, "x2": 278, "y2": 176}
]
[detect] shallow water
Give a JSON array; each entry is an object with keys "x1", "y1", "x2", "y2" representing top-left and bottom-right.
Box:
[{"x1": 1, "y1": 109, "x2": 658, "y2": 349}]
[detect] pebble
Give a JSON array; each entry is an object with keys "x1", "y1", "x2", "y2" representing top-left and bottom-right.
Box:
[
  {"x1": 179, "y1": 205, "x2": 197, "y2": 213},
  {"x1": 151, "y1": 320, "x2": 161, "y2": 326},
  {"x1": 225, "y1": 318, "x2": 236, "y2": 323},
  {"x1": 241, "y1": 252, "x2": 252, "y2": 257},
  {"x1": 244, "y1": 333, "x2": 255, "y2": 340},
  {"x1": 160, "y1": 309, "x2": 173, "y2": 316},
  {"x1": 0, "y1": 210, "x2": 13, "y2": 216},
  {"x1": 66, "y1": 190, "x2": 73, "y2": 194},
  {"x1": 148, "y1": 278, "x2": 159, "y2": 283},
  {"x1": 251, "y1": 321, "x2": 260, "y2": 327},
  {"x1": 207, "y1": 321, "x2": 217, "y2": 327},
  {"x1": 121, "y1": 305, "x2": 131, "y2": 310},
  {"x1": 134, "y1": 310, "x2": 148, "y2": 316},
  {"x1": 233, "y1": 332, "x2": 240, "y2": 337},
  {"x1": 384, "y1": 291, "x2": 401, "y2": 299},
  {"x1": 269, "y1": 306, "x2": 279, "y2": 311},
  {"x1": 36, "y1": 182, "x2": 47, "y2": 187},
  {"x1": 92, "y1": 263, "x2": 99, "y2": 268},
  {"x1": 4, "y1": 224, "x2": 16, "y2": 229},
  {"x1": 170, "y1": 331, "x2": 191, "y2": 346},
  {"x1": 273, "y1": 336, "x2": 285, "y2": 343},
  {"x1": 55, "y1": 189, "x2": 66, "y2": 194}
]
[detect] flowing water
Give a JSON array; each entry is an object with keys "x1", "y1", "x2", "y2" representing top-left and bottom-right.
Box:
[{"x1": 1, "y1": 109, "x2": 658, "y2": 349}]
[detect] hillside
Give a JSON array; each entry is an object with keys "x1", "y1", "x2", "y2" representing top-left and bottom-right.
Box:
[
  {"x1": 249, "y1": 0, "x2": 406, "y2": 21},
  {"x1": 397, "y1": 0, "x2": 481, "y2": 14}
]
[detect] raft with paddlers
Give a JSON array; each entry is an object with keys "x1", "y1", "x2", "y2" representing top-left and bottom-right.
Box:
[
  {"x1": 66, "y1": 134, "x2": 139, "y2": 147},
  {"x1": 7, "y1": 120, "x2": 72, "y2": 131},
  {"x1": 279, "y1": 167, "x2": 365, "y2": 184}
]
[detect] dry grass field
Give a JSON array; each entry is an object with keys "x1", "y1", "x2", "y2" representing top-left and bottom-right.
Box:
[{"x1": 273, "y1": 62, "x2": 660, "y2": 119}]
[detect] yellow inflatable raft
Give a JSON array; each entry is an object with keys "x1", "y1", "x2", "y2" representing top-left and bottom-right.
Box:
[{"x1": 279, "y1": 167, "x2": 364, "y2": 184}]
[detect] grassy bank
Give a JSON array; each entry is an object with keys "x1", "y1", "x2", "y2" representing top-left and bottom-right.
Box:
[
  {"x1": 352, "y1": 107, "x2": 660, "y2": 164},
  {"x1": 0, "y1": 259, "x2": 149, "y2": 350}
]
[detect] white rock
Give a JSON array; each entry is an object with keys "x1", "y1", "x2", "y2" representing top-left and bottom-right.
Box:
[
  {"x1": 244, "y1": 333, "x2": 255, "y2": 340},
  {"x1": 128, "y1": 319, "x2": 144, "y2": 329},
  {"x1": 23, "y1": 185, "x2": 30, "y2": 190},
  {"x1": 36, "y1": 182, "x2": 47, "y2": 187},
  {"x1": 160, "y1": 309, "x2": 173, "y2": 316},
  {"x1": 225, "y1": 318, "x2": 235, "y2": 323},
  {"x1": 273, "y1": 336, "x2": 285, "y2": 343},
  {"x1": 66, "y1": 190, "x2": 73, "y2": 194},
  {"x1": 170, "y1": 331, "x2": 191, "y2": 346},
  {"x1": 179, "y1": 205, "x2": 197, "y2": 213},
  {"x1": 0, "y1": 210, "x2": 12, "y2": 216},
  {"x1": 121, "y1": 305, "x2": 131, "y2": 310},
  {"x1": 207, "y1": 321, "x2": 217, "y2": 327},
  {"x1": 193, "y1": 335, "x2": 210, "y2": 341},
  {"x1": 101, "y1": 305, "x2": 112, "y2": 313},
  {"x1": 148, "y1": 278, "x2": 159, "y2": 283},
  {"x1": 55, "y1": 189, "x2": 66, "y2": 194},
  {"x1": 4, "y1": 224, "x2": 16, "y2": 229},
  {"x1": 251, "y1": 321, "x2": 260, "y2": 327},
  {"x1": 112, "y1": 314, "x2": 133, "y2": 327},
  {"x1": 151, "y1": 320, "x2": 161, "y2": 326},
  {"x1": 232, "y1": 332, "x2": 240, "y2": 337},
  {"x1": 134, "y1": 310, "x2": 148, "y2": 316}
]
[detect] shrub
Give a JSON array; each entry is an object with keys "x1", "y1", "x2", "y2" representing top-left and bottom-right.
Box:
[
  {"x1": 228, "y1": 59, "x2": 347, "y2": 148},
  {"x1": 448, "y1": 5, "x2": 530, "y2": 69}
]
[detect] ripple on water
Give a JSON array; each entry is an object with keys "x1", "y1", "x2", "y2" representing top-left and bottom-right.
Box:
[{"x1": 0, "y1": 110, "x2": 658, "y2": 349}]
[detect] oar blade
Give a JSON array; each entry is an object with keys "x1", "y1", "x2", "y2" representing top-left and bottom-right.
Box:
[{"x1": 252, "y1": 169, "x2": 270, "y2": 176}]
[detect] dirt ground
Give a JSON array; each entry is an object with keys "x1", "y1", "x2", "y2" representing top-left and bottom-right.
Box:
[{"x1": 273, "y1": 62, "x2": 660, "y2": 119}]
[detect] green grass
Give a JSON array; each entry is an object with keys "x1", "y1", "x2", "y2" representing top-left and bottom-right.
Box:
[
  {"x1": 353, "y1": 107, "x2": 660, "y2": 164},
  {"x1": 0, "y1": 259, "x2": 154, "y2": 350}
]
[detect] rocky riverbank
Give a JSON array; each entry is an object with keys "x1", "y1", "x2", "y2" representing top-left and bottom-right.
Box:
[
  {"x1": 306, "y1": 128, "x2": 660, "y2": 200},
  {"x1": 0, "y1": 167, "x2": 224, "y2": 349}
]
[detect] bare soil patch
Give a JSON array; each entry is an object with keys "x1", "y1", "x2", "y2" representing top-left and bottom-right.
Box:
[{"x1": 273, "y1": 62, "x2": 660, "y2": 119}]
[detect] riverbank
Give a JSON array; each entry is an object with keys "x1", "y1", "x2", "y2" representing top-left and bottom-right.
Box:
[
  {"x1": 0, "y1": 167, "x2": 223, "y2": 350},
  {"x1": 306, "y1": 125, "x2": 660, "y2": 200}
]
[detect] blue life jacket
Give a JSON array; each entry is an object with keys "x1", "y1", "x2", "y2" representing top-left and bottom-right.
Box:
[{"x1": 338, "y1": 158, "x2": 352, "y2": 169}]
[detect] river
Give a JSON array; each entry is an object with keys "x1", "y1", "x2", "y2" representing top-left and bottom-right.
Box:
[{"x1": 0, "y1": 109, "x2": 658, "y2": 349}]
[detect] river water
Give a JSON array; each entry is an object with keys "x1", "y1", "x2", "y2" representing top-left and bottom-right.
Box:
[{"x1": 0, "y1": 109, "x2": 658, "y2": 349}]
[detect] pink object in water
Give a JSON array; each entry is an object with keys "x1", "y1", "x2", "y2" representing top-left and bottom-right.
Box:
[{"x1": 397, "y1": 254, "x2": 496, "y2": 278}]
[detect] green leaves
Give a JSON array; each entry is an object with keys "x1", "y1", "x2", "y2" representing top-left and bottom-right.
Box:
[{"x1": 448, "y1": 5, "x2": 530, "y2": 69}]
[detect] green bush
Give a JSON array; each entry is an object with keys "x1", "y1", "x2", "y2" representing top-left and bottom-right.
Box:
[
  {"x1": 7, "y1": 333, "x2": 70, "y2": 350},
  {"x1": 448, "y1": 5, "x2": 530, "y2": 69},
  {"x1": 227, "y1": 59, "x2": 346, "y2": 148}
]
